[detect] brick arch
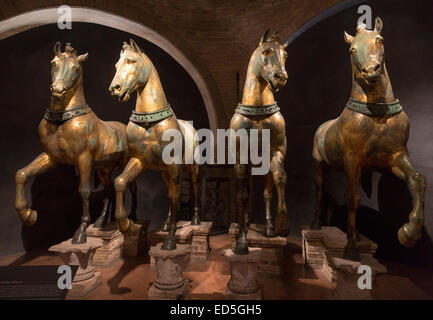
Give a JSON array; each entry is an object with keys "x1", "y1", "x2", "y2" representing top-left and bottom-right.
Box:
[{"x1": 0, "y1": 6, "x2": 224, "y2": 133}]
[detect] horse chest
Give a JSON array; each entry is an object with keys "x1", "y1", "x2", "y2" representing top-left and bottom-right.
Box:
[{"x1": 126, "y1": 122, "x2": 164, "y2": 167}]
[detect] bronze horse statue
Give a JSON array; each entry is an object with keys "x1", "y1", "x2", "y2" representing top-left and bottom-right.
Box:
[
  {"x1": 311, "y1": 18, "x2": 426, "y2": 261},
  {"x1": 15, "y1": 42, "x2": 137, "y2": 244},
  {"x1": 109, "y1": 40, "x2": 200, "y2": 250},
  {"x1": 230, "y1": 30, "x2": 289, "y2": 254}
]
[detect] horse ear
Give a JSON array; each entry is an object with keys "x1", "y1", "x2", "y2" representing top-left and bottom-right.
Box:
[
  {"x1": 78, "y1": 53, "x2": 88, "y2": 63},
  {"x1": 53, "y1": 41, "x2": 61, "y2": 57},
  {"x1": 282, "y1": 40, "x2": 288, "y2": 49},
  {"x1": 259, "y1": 29, "x2": 271, "y2": 45},
  {"x1": 344, "y1": 31, "x2": 354, "y2": 44},
  {"x1": 130, "y1": 39, "x2": 142, "y2": 53},
  {"x1": 374, "y1": 17, "x2": 383, "y2": 34}
]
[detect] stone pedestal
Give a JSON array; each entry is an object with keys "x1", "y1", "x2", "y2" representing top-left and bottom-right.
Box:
[
  {"x1": 122, "y1": 220, "x2": 150, "y2": 257},
  {"x1": 302, "y1": 226, "x2": 387, "y2": 299},
  {"x1": 148, "y1": 243, "x2": 192, "y2": 300},
  {"x1": 86, "y1": 222, "x2": 123, "y2": 266},
  {"x1": 229, "y1": 223, "x2": 287, "y2": 276},
  {"x1": 222, "y1": 248, "x2": 262, "y2": 300},
  {"x1": 149, "y1": 221, "x2": 194, "y2": 269},
  {"x1": 49, "y1": 238, "x2": 103, "y2": 299}
]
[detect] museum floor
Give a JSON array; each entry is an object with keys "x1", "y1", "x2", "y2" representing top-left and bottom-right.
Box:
[{"x1": 0, "y1": 234, "x2": 432, "y2": 300}]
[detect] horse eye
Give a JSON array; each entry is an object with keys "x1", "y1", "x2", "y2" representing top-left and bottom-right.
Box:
[
  {"x1": 127, "y1": 59, "x2": 136, "y2": 64},
  {"x1": 376, "y1": 38, "x2": 383, "y2": 44},
  {"x1": 71, "y1": 66, "x2": 78, "y2": 72}
]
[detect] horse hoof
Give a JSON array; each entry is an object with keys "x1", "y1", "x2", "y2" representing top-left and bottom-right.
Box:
[
  {"x1": 398, "y1": 224, "x2": 420, "y2": 248},
  {"x1": 118, "y1": 218, "x2": 134, "y2": 234},
  {"x1": 161, "y1": 236, "x2": 177, "y2": 251},
  {"x1": 265, "y1": 226, "x2": 276, "y2": 238},
  {"x1": 23, "y1": 209, "x2": 38, "y2": 227},
  {"x1": 191, "y1": 215, "x2": 201, "y2": 226},
  {"x1": 343, "y1": 246, "x2": 361, "y2": 261},
  {"x1": 233, "y1": 239, "x2": 249, "y2": 255},
  {"x1": 72, "y1": 232, "x2": 87, "y2": 244},
  {"x1": 94, "y1": 215, "x2": 107, "y2": 229}
]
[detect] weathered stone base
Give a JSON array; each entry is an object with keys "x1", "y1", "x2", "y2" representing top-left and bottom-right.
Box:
[
  {"x1": 49, "y1": 237, "x2": 103, "y2": 299},
  {"x1": 302, "y1": 226, "x2": 387, "y2": 299},
  {"x1": 186, "y1": 221, "x2": 213, "y2": 263},
  {"x1": 67, "y1": 271, "x2": 102, "y2": 299},
  {"x1": 148, "y1": 280, "x2": 190, "y2": 300},
  {"x1": 229, "y1": 223, "x2": 287, "y2": 276},
  {"x1": 86, "y1": 222, "x2": 123, "y2": 266},
  {"x1": 225, "y1": 286, "x2": 262, "y2": 300},
  {"x1": 222, "y1": 247, "x2": 262, "y2": 300},
  {"x1": 148, "y1": 243, "x2": 192, "y2": 300},
  {"x1": 122, "y1": 220, "x2": 150, "y2": 257}
]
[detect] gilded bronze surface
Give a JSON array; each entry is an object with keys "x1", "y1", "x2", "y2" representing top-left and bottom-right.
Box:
[
  {"x1": 15, "y1": 42, "x2": 137, "y2": 244},
  {"x1": 311, "y1": 18, "x2": 426, "y2": 261},
  {"x1": 229, "y1": 30, "x2": 289, "y2": 254},
  {"x1": 109, "y1": 40, "x2": 200, "y2": 250}
]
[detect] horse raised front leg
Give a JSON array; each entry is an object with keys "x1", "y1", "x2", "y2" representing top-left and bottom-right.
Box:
[
  {"x1": 311, "y1": 160, "x2": 329, "y2": 230},
  {"x1": 114, "y1": 157, "x2": 143, "y2": 234},
  {"x1": 73, "y1": 153, "x2": 93, "y2": 244},
  {"x1": 271, "y1": 152, "x2": 289, "y2": 236},
  {"x1": 15, "y1": 153, "x2": 55, "y2": 226},
  {"x1": 343, "y1": 157, "x2": 361, "y2": 261},
  {"x1": 161, "y1": 165, "x2": 181, "y2": 250},
  {"x1": 263, "y1": 172, "x2": 276, "y2": 237},
  {"x1": 391, "y1": 153, "x2": 426, "y2": 247},
  {"x1": 234, "y1": 164, "x2": 250, "y2": 255}
]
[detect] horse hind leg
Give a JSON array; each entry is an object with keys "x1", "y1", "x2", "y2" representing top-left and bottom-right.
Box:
[
  {"x1": 128, "y1": 181, "x2": 138, "y2": 222},
  {"x1": 188, "y1": 164, "x2": 200, "y2": 225},
  {"x1": 391, "y1": 153, "x2": 426, "y2": 247},
  {"x1": 264, "y1": 172, "x2": 276, "y2": 237},
  {"x1": 271, "y1": 152, "x2": 290, "y2": 236},
  {"x1": 311, "y1": 160, "x2": 329, "y2": 230},
  {"x1": 94, "y1": 169, "x2": 113, "y2": 228},
  {"x1": 161, "y1": 165, "x2": 181, "y2": 251}
]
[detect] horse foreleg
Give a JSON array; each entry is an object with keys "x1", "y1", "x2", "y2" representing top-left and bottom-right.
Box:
[
  {"x1": 264, "y1": 172, "x2": 276, "y2": 237},
  {"x1": 311, "y1": 160, "x2": 329, "y2": 230},
  {"x1": 234, "y1": 164, "x2": 250, "y2": 255},
  {"x1": 189, "y1": 164, "x2": 200, "y2": 225},
  {"x1": 73, "y1": 153, "x2": 93, "y2": 244},
  {"x1": 391, "y1": 153, "x2": 426, "y2": 247},
  {"x1": 114, "y1": 157, "x2": 143, "y2": 234},
  {"x1": 343, "y1": 157, "x2": 361, "y2": 261},
  {"x1": 128, "y1": 181, "x2": 138, "y2": 222},
  {"x1": 161, "y1": 173, "x2": 172, "y2": 232},
  {"x1": 161, "y1": 165, "x2": 181, "y2": 250},
  {"x1": 94, "y1": 169, "x2": 112, "y2": 228},
  {"x1": 271, "y1": 152, "x2": 289, "y2": 236},
  {"x1": 15, "y1": 153, "x2": 55, "y2": 226}
]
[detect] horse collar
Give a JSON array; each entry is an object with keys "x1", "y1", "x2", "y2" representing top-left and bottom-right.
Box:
[
  {"x1": 130, "y1": 105, "x2": 174, "y2": 124},
  {"x1": 347, "y1": 98, "x2": 403, "y2": 117},
  {"x1": 235, "y1": 102, "x2": 280, "y2": 117},
  {"x1": 44, "y1": 104, "x2": 91, "y2": 124}
]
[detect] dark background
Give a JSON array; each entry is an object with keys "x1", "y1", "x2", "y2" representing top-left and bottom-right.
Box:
[
  {"x1": 250, "y1": 0, "x2": 433, "y2": 268},
  {"x1": 0, "y1": 23, "x2": 209, "y2": 256},
  {"x1": 0, "y1": 0, "x2": 432, "y2": 270}
]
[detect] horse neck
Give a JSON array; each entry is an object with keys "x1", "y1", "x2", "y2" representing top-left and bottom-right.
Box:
[
  {"x1": 350, "y1": 63, "x2": 395, "y2": 103},
  {"x1": 241, "y1": 56, "x2": 275, "y2": 106},
  {"x1": 135, "y1": 67, "x2": 168, "y2": 113},
  {"x1": 50, "y1": 77, "x2": 87, "y2": 111}
]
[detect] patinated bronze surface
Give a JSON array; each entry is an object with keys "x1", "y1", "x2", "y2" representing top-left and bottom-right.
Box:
[
  {"x1": 109, "y1": 40, "x2": 200, "y2": 250},
  {"x1": 230, "y1": 30, "x2": 289, "y2": 254},
  {"x1": 311, "y1": 18, "x2": 426, "y2": 261},
  {"x1": 15, "y1": 42, "x2": 137, "y2": 244}
]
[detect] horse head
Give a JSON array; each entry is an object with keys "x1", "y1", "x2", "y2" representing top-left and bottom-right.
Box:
[
  {"x1": 50, "y1": 42, "x2": 88, "y2": 100},
  {"x1": 109, "y1": 39, "x2": 151, "y2": 102},
  {"x1": 345, "y1": 17, "x2": 384, "y2": 85},
  {"x1": 251, "y1": 29, "x2": 288, "y2": 92}
]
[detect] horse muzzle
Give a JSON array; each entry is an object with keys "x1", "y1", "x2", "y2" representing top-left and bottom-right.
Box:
[
  {"x1": 50, "y1": 84, "x2": 66, "y2": 98},
  {"x1": 110, "y1": 84, "x2": 130, "y2": 103}
]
